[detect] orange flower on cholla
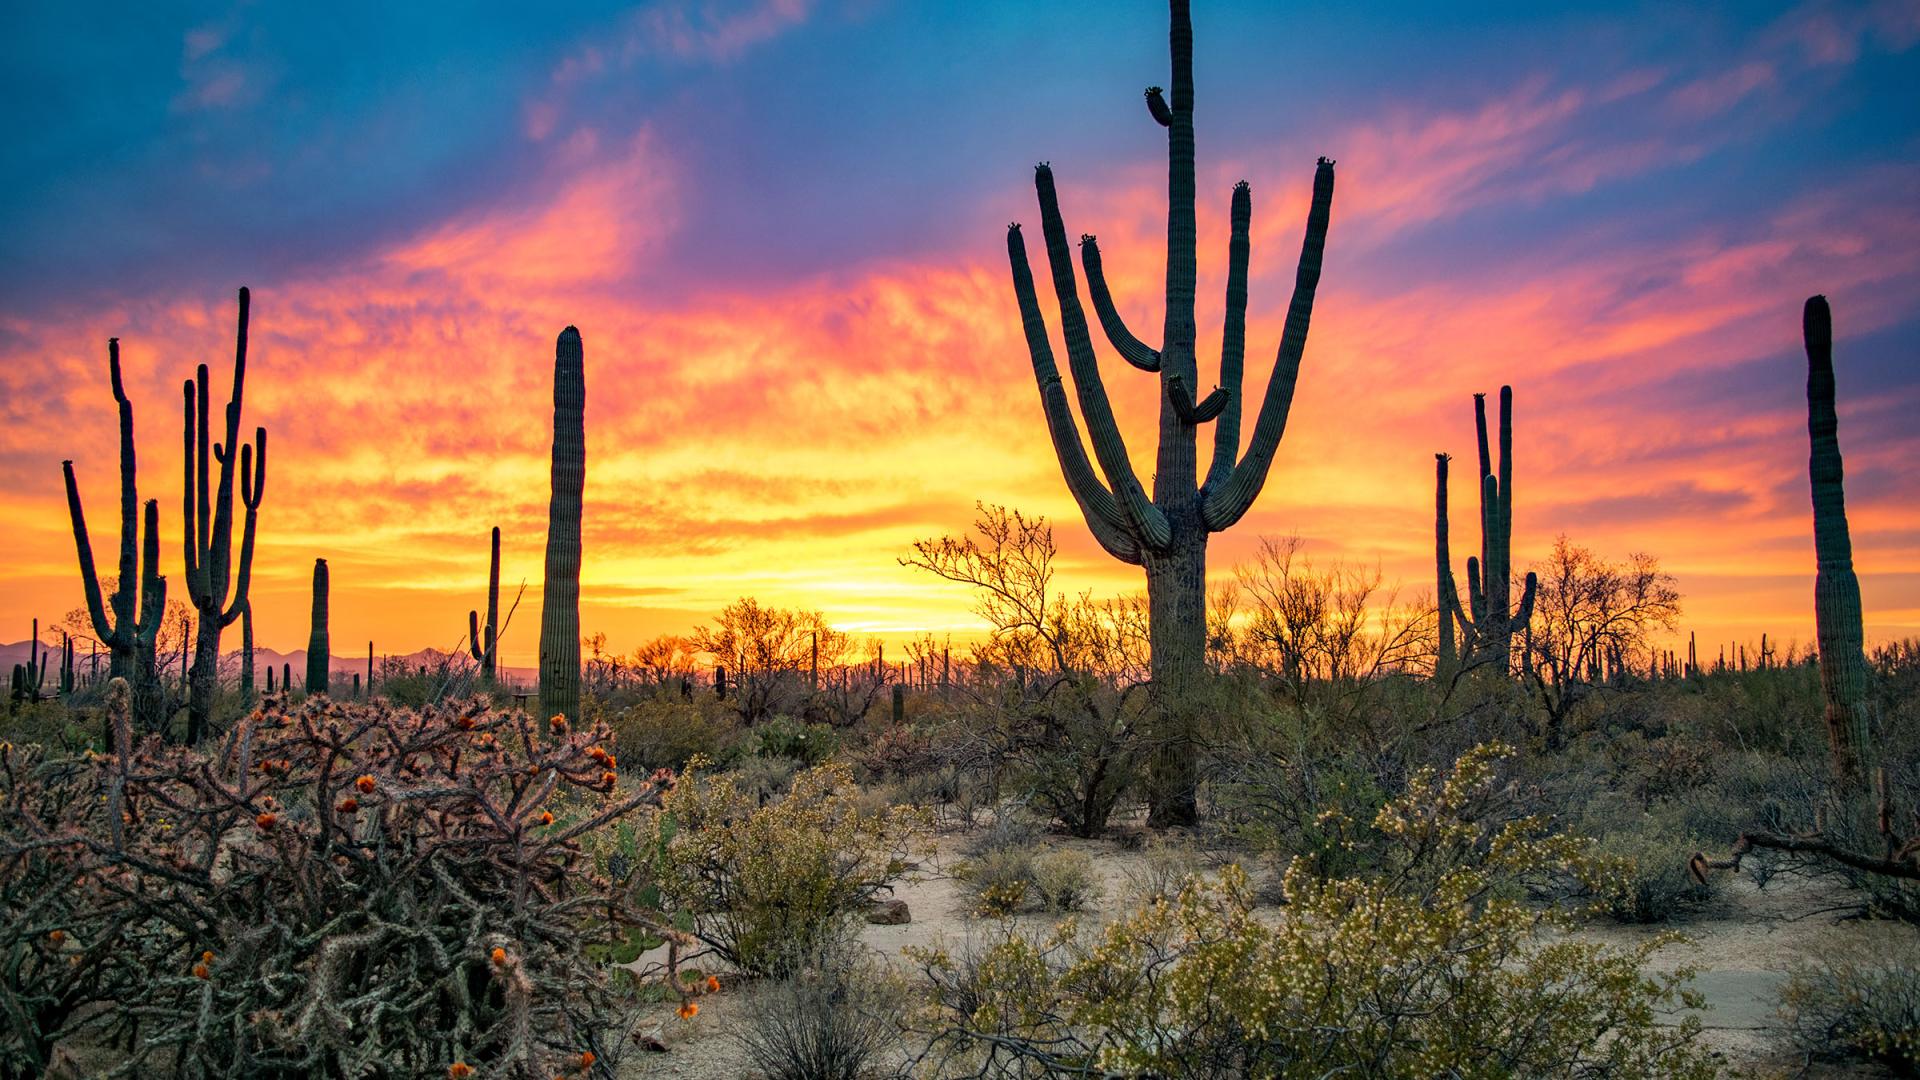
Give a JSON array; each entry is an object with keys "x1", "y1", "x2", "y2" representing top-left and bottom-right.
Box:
[
  {"x1": 587, "y1": 746, "x2": 610, "y2": 765},
  {"x1": 705, "y1": 975, "x2": 720, "y2": 993},
  {"x1": 193, "y1": 951, "x2": 214, "y2": 979},
  {"x1": 540, "y1": 811, "x2": 554, "y2": 826},
  {"x1": 491, "y1": 947, "x2": 508, "y2": 967},
  {"x1": 549, "y1": 715, "x2": 568, "y2": 736},
  {"x1": 456, "y1": 713, "x2": 477, "y2": 731},
  {"x1": 48, "y1": 930, "x2": 64, "y2": 944},
  {"x1": 336, "y1": 797, "x2": 359, "y2": 814},
  {"x1": 447, "y1": 1064, "x2": 472, "y2": 1079},
  {"x1": 677, "y1": 1000, "x2": 699, "y2": 1020},
  {"x1": 356, "y1": 775, "x2": 376, "y2": 794},
  {"x1": 254, "y1": 812, "x2": 277, "y2": 831},
  {"x1": 577, "y1": 1051, "x2": 595, "y2": 1069}
]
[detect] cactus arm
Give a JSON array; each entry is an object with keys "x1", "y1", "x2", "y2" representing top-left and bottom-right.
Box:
[
  {"x1": 1510, "y1": 571, "x2": 1538, "y2": 631},
  {"x1": 1494, "y1": 386, "x2": 1514, "y2": 629},
  {"x1": 1008, "y1": 224, "x2": 1144, "y2": 563},
  {"x1": 63, "y1": 460, "x2": 119, "y2": 646},
  {"x1": 1466, "y1": 555, "x2": 1486, "y2": 626},
  {"x1": 219, "y1": 432, "x2": 264, "y2": 629},
  {"x1": 1206, "y1": 181, "x2": 1253, "y2": 491},
  {"x1": 136, "y1": 499, "x2": 165, "y2": 644},
  {"x1": 195, "y1": 366, "x2": 211, "y2": 583},
  {"x1": 182, "y1": 376, "x2": 203, "y2": 601},
  {"x1": 469, "y1": 610, "x2": 484, "y2": 661},
  {"x1": 108, "y1": 340, "x2": 137, "y2": 630},
  {"x1": 1201, "y1": 157, "x2": 1334, "y2": 531},
  {"x1": 1167, "y1": 375, "x2": 1226, "y2": 424},
  {"x1": 1145, "y1": 86, "x2": 1172, "y2": 127},
  {"x1": 1031, "y1": 167, "x2": 1170, "y2": 549},
  {"x1": 1078, "y1": 235, "x2": 1161, "y2": 371},
  {"x1": 1435, "y1": 453, "x2": 1457, "y2": 670}
]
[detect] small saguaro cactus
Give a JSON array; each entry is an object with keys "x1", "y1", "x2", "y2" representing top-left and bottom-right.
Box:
[
  {"x1": 307, "y1": 558, "x2": 330, "y2": 695},
  {"x1": 60, "y1": 632, "x2": 75, "y2": 695},
  {"x1": 1008, "y1": 0, "x2": 1336, "y2": 825},
  {"x1": 1804, "y1": 295, "x2": 1873, "y2": 781},
  {"x1": 181, "y1": 287, "x2": 267, "y2": 743},
  {"x1": 1436, "y1": 387, "x2": 1537, "y2": 677},
  {"x1": 539, "y1": 328, "x2": 586, "y2": 726},
  {"x1": 469, "y1": 526, "x2": 501, "y2": 682}
]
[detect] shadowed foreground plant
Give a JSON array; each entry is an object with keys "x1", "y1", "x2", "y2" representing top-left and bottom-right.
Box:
[
  {"x1": 908, "y1": 744, "x2": 1715, "y2": 1079},
  {"x1": 0, "y1": 681, "x2": 699, "y2": 1079}
]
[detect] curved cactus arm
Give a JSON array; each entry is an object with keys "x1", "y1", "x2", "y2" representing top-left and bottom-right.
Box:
[
  {"x1": 63, "y1": 460, "x2": 120, "y2": 647},
  {"x1": 183, "y1": 372, "x2": 205, "y2": 599},
  {"x1": 108, "y1": 340, "x2": 137, "y2": 623},
  {"x1": 1078, "y1": 236, "x2": 1161, "y2": 371},
  {"x1": 1145, "y1": 85, "x2": 1172, "y2": 127},
  {"x1": 469, "y1": 609, "x2": 485, "y2": 661},
  {"x1": 1201, "y1": 157, "x2": 1335, "y2": 531},
  {"x1": 1509, "y1": 571, "x2": 1538, "y2": 632},
  {"x1": 1206, "y1": 181, "x2": 1253, "y2": 491},
  {"x1": 1009, "y1": 225, "x2": 1141, "y2": 554},
  {"x1": 1493, "y1": 386, "x2": 1514, "y2": 623},
  {"x1": 136, "y1": 500, "x2": 166, "y2": 644},
  {"x1": 1032, "y1": 166, "x2": 1171, "y2": 550},
  {"x1": 1466, "y1": 555, "x2": 1486, "y2": 627},
  {"x1": 1167, "y1": 375, "x2": 1227, "y2": 424},
  {"x1": 220, "y1": 430, "x2": 265, "y2": 628}
]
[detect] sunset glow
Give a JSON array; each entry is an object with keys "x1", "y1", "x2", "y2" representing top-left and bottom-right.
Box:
[{"x1": 4, "y1": 0, "x2": 1918, "y2": 667}]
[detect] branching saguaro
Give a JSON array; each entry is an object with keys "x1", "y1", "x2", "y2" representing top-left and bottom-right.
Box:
[
  {"x1": 62, "y1": 337, "x2": 169, "y2": 734},
  {"x1": 182, "y1": 287, "x2": 267, "y2": 743},
  {"x1": 1436, "y1": 387, "x2": 1537, "y2": 679},
  {"x1": 470, "y1": 526, "x2": 502, "y2": 682},
  {"x1": 540, "y1": 328, "x2": 585, "y2": 725},
  {"x1": 1007, "y1": 0, "x2": 1334, "y2": 825},
  {"x1": 1805, "y1": 295, "x2": 1873, "y2": 781},
  {"x1": 307, "y1": 558, "x2": 329, "y2": 694}
]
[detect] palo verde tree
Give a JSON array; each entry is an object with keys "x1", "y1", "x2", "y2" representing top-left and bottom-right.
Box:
[
  {"x1": 181, "y1": 287, "x2": 267, "y2": 742},
  {"x1": 1007, "y1": 0, "x2": 1334, "y2": 823}
]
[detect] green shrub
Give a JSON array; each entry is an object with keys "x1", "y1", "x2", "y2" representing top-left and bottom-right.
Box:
[
  {"x1": 1123, "y1": 837, "x2": 1208, "y2": 905},
  {"x1": 954, "y1": 847, "x2": 1035, "y2": 917},
  {"x1": 1585, "y1": 811, "x2": 1718, "y2": 923},
  {"x1": 910, "y1": 744, "x2": 1716, "y2": 1079},
  {"x1": 749, "y1": 715, "x2": 841, "y2": 765},
  {"x1": 651, "y1": 761, "x2": 928, "y2": 976},
  {"x1": 1778, "y1": 939, "x2": 1920, "y2": 1073},
  {"x1": 1030, "y1": 848, "x2": 1100, "y2": 913},
  {"x1": 601, "y1": 695, "x2": 741, "y2": 772}
]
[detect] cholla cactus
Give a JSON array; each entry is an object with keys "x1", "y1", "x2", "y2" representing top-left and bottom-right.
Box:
[{"x1": 1, "y1": 683, "x2": 701, "y2": 1078}]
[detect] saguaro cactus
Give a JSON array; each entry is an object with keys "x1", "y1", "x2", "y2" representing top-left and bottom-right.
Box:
[
  {"x1": 539, "y1": 328, "x2": 585, "y2": 725},
  {"x1": 63, "y1": 337, "x2": 169, "y2": 732},
  {"x1": 182, "y1": 287, "x2": 267, "y2": 742},
  {"x1": 307, "y1": 558, "x2": 330, "y2": 694},
  {"x1": 1436, "y1": 387, "x2": 1537, "y2": 676},
  {"x1": 1008, "y1": 0, "x2": 1334, "y2": 825},
  {"x1": 469, "y1": 526, "x2": 501, "y2": 682},
  {"x1": 1804, "y1": 295, "x2": 1873, "y2": 781}
]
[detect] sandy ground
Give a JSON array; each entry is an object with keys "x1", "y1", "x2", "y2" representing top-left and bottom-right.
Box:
[{"x1": 621, "y1": 829, "x2": 1919, "y2": 1079}]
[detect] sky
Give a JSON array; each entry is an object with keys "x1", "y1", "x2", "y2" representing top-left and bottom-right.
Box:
[{"x1": 2, "y1": 0, "x2": 1918, "y2": 668}]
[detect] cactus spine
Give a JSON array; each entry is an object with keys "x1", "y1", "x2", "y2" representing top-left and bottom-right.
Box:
[
  {"x1": 63, "y1": 338, "x2": 169, "y2": 732},
  {"x1": 307, "y1": 558, "x2": 329, "y2": 694},
  {"x1": 538, "y1": 327, "x2": 585, "y2": 726},
  {"x1": 1804, "y1": 295, "x2": 1873, "y2": 781},
  {"x1": 183, "y1": 287, "x2": 267, "y2": 743},
  {"x1": 1008, "y1": 0, "x2": 1335, "y2": 825},
  {"x1": 469, "y1": 526, "x2": 501, "y2": 682},
  {"x1": 1437, "y1": 387, "x2": 1537, "y2": 676}
]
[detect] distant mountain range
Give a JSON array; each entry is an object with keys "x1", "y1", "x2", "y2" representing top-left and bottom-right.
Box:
[{"x1": 0, "y1": 640, "x2": 536, "y2": 688}]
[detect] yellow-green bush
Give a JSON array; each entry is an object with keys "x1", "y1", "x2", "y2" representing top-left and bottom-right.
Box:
[
  {"x1": 650, "y1": 760, "x2": 928, "y2": 976},
  {"x1": 911, "y1": 745, "x2": 1716, "y2": 1078},
  {"x1": 1778, "y1": 939, "x2": 1920, "y2": 1072}
]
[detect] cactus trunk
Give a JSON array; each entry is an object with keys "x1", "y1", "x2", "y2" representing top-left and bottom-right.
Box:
[
  {"x1": 1804, "y1": 295, "x2": 1873, "y2": 781},
  {"x1": 1007, "y1": 0, "x2": 1334, "y2": 825},
  {"x1": 539, "y1": 328, "x2": 585, "y2": 726},
  {"x1": 307, "y1": 558, "x2": 329, "y2": 695},
  {"x1": 1435, "y1": 453, "x2": 1458, "y2": 679}
]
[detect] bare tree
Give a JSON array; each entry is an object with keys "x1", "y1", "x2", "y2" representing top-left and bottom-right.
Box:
[{"x1": 1523, "y1": 535, "x2": 1681, "y2": 749}]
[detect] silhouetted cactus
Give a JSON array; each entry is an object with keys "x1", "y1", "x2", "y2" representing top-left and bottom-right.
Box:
[
  {"x1": 307, "y1": 558, "x2": 330, "y2": 694},
  {"x1": 1437, "y1": 387, "x2": 1537, "y2": 676},
  {"x1": 59, "y1": 631, "x2": 74, "y2": 695},
  {"x1": 240, "y1": 600, "x2": 255, "y2": 703},
  {"x1": 1804, "y1": 295, "x2": 1873, "y2": 780},
  {"x1": 62, "y1": 337, "x2": 169, "y2": 731},
  {"x1": 1008, "y1": 0, "x2": 1335, "y2": 825},
  {"x1": 182, "y1": 287, "x2": 267, "y2": 742},
  {"x1": 892, "y1": 683, "x2": 905, "y2": 726},
  {"x1": 539, "y1": 328, "x2": 585, "y2": 726},
  {"x1": 469, "y1": 526, "x2": 501, "y2": 682}
]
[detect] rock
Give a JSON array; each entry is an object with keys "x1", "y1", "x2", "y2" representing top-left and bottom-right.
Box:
[{"x1": 865, "y1": 898, "x2": 911, "y2": 925}]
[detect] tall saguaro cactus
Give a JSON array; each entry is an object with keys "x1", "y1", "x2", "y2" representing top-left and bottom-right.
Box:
[
  {"x1": 182, "y1": 287, "x2": 267, "y2": 742},
  {"x1": 63, "y1": 337, "x2": 169, "y2": 733},
  {"x1": 1436, "y1": 387, "x2": 1536, "y2": 676},
  {"x1": 539, "y1": 328, "x2": 585, "y2": 725},
  {"x1": 307, "y1": 558, "x2": 330, "y2": 695},
  {"x1": 470, "y1": 526, "x2": 501, "y2": 682},
  {"x1": 1008, "y1": 0, "x2": 1334, "y2": 824},
  {"x1": 1804, "y1": 295, "x2": 1873, "y2": 781}
]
